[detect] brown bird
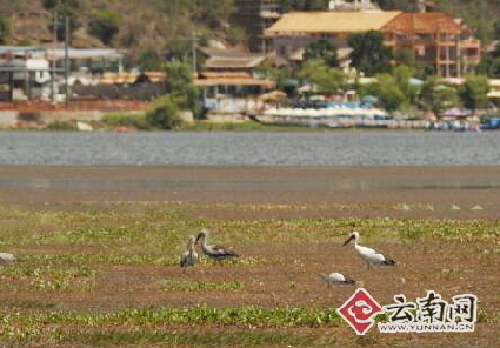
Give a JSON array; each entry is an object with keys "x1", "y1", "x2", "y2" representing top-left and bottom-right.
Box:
[{"x1": 180, "y1": 236, "x2": 198, "y2": 268}]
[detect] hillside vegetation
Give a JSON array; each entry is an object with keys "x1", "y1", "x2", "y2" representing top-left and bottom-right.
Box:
[{"x1": 0, "y1": 0, "x2": 498, "y2": 64}]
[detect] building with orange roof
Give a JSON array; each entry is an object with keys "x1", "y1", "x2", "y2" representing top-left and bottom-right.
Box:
[
  {"x1": 265, "y1": 11, "x2": 402, "y2": 70},
  {"x1": 265, "y1": 10, "x2": 481, "y2": 77},
  {"x1": 381, "y1": 12, "x2": 481, "y2": 77}
]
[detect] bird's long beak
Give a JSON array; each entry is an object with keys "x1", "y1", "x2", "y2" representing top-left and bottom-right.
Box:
[{"x1": 343, "y1": 234, "x2": 355, "y2": 246}]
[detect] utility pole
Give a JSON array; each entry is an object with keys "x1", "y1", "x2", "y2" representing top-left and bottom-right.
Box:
[
  {"x1": 192, "y1": 32, "x2": 197, "y2": 74},
  {"x1": 64, "y1": 13, "x2": 69, "y2": 108},
  {"x1": 51, "y1": 12, "x2": 57, "y2": 103}
]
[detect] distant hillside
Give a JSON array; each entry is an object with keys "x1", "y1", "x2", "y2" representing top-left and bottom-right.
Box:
[
  {"x1": 0, "y1": 0, "x2": 498, "y2": 64},
  {"x1": 0, "y1": 0, "x2": 238, "y2": 66}
]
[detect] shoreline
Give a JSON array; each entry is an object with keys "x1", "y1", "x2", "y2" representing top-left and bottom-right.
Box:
[{"x1": 1, "y1": 165, "x2": 499, "y2": 218}]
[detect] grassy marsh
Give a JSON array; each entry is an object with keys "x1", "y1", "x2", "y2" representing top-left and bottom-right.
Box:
[{"x1": 0, "y1": 201, "x2": 498, "y2": 346}]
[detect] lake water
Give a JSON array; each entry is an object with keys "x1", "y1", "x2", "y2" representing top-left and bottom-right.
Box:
[{"x1": 0, "y1": 131, "x2": 499, "y2": 165}]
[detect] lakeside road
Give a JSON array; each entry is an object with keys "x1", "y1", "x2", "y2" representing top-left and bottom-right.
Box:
[{"x1": 1, "y1": 165, "x2": 500, "y2": 219}]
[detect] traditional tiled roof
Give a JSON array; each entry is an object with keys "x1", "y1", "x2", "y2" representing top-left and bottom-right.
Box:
[
  {"x1": 197, "y1": 46, "x2": 250, "y2": 58},
  {"x1": 194, "y1": 77, "x2": 274, "y2": 88},
  {"x1": 265, "y1": 11, "x2": 401, "y2": 35},
  {"x1": 204, "y1": 56, "x2": 266, "y2": 69},
  {"x1": 382, "y1": 13, "x2": 463, "y2": 34}
]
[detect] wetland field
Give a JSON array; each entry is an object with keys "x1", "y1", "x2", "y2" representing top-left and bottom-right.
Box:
[{"x1": 0, "y1": 166, "x2": 498, "y2": 347}]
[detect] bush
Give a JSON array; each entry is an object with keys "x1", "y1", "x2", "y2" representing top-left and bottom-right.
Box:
[
  {"x1": 0, "y1": 14, "x2": 10, "y2": 44},
  {"x1": 183, "y1": 121, "x2": 264, "y2": 131},
  {"x1": 45, "y1": 120, "x2": 77, "y2": 130},
  {"x1": 145, "y1": 95, "x2": 184, "y2": 129},
  {"x1": 101, "y1": 113, "x2": 150, "y2": 129},
  {"x1": 89, "y1": 11, "x2": 120, "y2": 46}
]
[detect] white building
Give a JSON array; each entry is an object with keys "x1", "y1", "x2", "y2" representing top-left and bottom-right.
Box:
[
  {"x1": 0, "y1": 46, "x2": 126, "y2": 101},
  {"x1": 328, "y1": 0, "x2": 382, "y2": 12}
]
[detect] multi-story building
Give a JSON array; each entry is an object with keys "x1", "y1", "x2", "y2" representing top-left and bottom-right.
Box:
[
  {"x1": 381, "y1": 13, "x2": 481, "y2": 77},
  {"x1": 265, "y1": 11, "x2": 401, "y2": 71},
  {"x1": 232, "y1": 0, "x2": 281, "y2": 53},
  {"x1": 265, "y1": 10, "x2": 481, "y2": 77}
]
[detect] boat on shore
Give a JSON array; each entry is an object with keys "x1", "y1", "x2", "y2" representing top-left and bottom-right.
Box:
[{"x1": 253, "y1": 104, "x2": 427, "y2": 129}]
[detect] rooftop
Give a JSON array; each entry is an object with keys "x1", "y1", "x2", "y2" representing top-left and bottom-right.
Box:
[
  {"x1": 204, "y1": 56, "x2": 266, "y2": 69},
  {"x1": 382, "y1": 13, "x2": 463, "y2": 34},
  {"x1": 265, "y1": 11, "x2": 401, "y2": 35}
]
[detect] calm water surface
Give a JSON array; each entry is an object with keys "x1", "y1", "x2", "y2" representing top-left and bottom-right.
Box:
[{"x1": 0, "y1": 131, "x2": 498, "y2": 165}]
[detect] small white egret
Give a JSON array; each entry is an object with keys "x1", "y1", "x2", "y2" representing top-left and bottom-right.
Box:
[
  {"x1": 195, "y1": 229, "x2": 239, "y2": 264},
  {"x1": 180, "y1": 236, "x2": 198, "y2": 268},
  {"x1": 318, "y1": 272, "x2": 356, "y2": 287},
  {"x1": 343, "y1": 231, "x2": 396, "y2": 269}
]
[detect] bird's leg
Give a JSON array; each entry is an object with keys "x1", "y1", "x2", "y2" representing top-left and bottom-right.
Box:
[{"x1": 366, "y1": 261, "x2": 370, "y2": 269}]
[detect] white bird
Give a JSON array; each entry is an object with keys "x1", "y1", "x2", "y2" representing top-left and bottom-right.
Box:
[
  {"x1": 195, "y1": 229, "x2": 239, "y2": 264},
  {"x1": 318, "y1": 272, "x2": 356, "y2": 287},
  {"x1": 0, "y1": 253, "x2": 20, "y2": 266},
  {"x1": 180, "y1": 236, "x2": 198, "y2": 268},
  {"x1": 343, "y1": 231, "x2": 396, "y2": 269}
]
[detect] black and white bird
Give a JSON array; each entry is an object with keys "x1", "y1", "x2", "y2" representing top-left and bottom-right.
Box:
[
  {"x1": 0, "y1": 253, "x2": 20, "y2": 266},
  {"x1": 180, "y1": 236, "x2": 198, "y2": 268},
  {"x1": 195, "y1": 229, "x2": 239, "y2": 263},
  {"x1": 318, "y1": 272, "x2": 356, "y2": 287},
  {"x1": 343, "y1": 231, "x2": 396, "y2": 269}
]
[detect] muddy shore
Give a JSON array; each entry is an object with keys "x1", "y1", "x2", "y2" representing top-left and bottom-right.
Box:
[{"x1": 1, "y1": 165, "x2": 499, "y2": 218}]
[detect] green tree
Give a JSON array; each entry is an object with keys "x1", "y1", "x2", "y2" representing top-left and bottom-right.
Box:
[
  {"x1": 256, "y1": 60, "x2": 292, "y2": 90},
  {"x1": 392, "y1": 65, "x2": 419, "y2": 103},
  {"x1": 394, "y1": 47, "x2": 416, "y2": 69},
  {"x1": 366, "y1": 74, "x2": 406, "y2": 112},
  {"x1": 89, "y1": 11, "x2": 120, "y2": 46},
  {"x1": 146, "y1": 95, "x2": 184, "y2": 129},
  {"x1": 164, "y1": 60, "x2": 199, "y2": 112},
  {"x1": 43, "y1": 0, "x2": 58, "y2": 9},
  {"x1": 487, "y1": 58, "x2": 500, "y2": 78},
  {"x1": 298, "y1": 59, "x2": 347, "y2": 93},
  {"x1": 50, "y1": 0, "x2": 84, "y2": 42},
  {"x1": 165, "y1": 39, "x2": 199, "y2": 66},
  {"x1": 493, "y1": 18, "x2": 500, "y2": 40},
  {"x1": 138, "y1": 46, "x2": 162, "y2": 71},
  {"x1": 279, "y1": 0, "x2": 329, "y2": 12},
  {"x1": 419, "y1": 77, "x2": 460, "y2": 118},
  {"x1": 459, "y1": 74, "x2": 489, "y2": 112},
  {"x1": 376, "y1": 0, "x2": 415, "y2": 11},
  {"x1": 347, "y1": 30, "x2": 392, "y2": 76},
  {"x1": 0, "y1": 14, "x2": 10, "y2": 45},
  {"x1": 304, "y1": 39, "x2": 339, "y2": 67},
  {"x1": 192, "y1": 0, "x2": 234, "y2": 28}
]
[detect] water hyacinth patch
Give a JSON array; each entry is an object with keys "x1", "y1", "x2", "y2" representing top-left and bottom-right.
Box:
[{"x1": 162, "y1": 280, "x2": 245, "y2": 291}]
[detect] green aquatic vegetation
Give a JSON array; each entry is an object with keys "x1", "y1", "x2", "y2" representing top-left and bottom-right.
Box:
[
  {"x1": 24, "y1": 253, "x2": 178, "y2": 266},
  {"x1": 0, "y1": 306, "x2": 343, "y2": 328},
  {"x1": 0, "y1": 266, "x2": 96, "y2": 292},
  {"x1": 27, "y1": 227, "x2": 140, "y2": 245},
  {"x1": 62, "y1": 331, "x2": 320, "y2": 346},
  {"x1": 163, "y1": 280, "x2": 245, "y2": 291}
]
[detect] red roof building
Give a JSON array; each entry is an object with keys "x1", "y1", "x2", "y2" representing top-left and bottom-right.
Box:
[{"x1": 381, "y1": 13, "x2": 481, "y2": 77}]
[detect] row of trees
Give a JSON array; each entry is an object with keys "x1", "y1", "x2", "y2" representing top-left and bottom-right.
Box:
[
  {"x1": 257, "y1": 30, "x2": 490, "y2": 117},
  {"x1": 147, "y1": 28, "x2": 490, "y2": 128}
]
